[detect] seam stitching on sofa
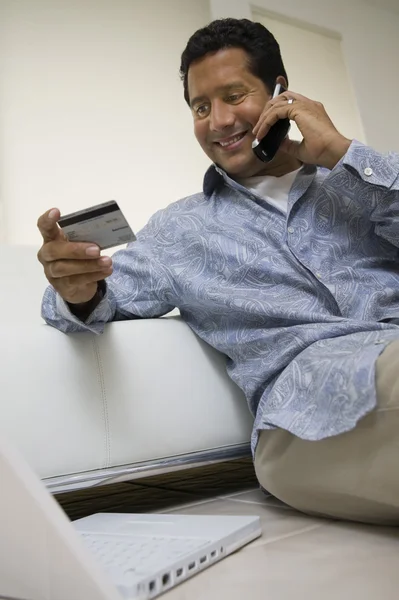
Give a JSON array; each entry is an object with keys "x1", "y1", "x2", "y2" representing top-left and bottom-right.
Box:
[{"x1": 92, "y1": 338, "x2": 111, "y2": 468}]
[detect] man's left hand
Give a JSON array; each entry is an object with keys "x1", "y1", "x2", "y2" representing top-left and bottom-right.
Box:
[{"x1": 252, "y1": 91, "x2": 352, "y2": 170}]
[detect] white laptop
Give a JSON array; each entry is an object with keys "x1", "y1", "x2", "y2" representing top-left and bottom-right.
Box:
[{"x1": 0, "y1": 436, "x2": 261, "y2": 600}]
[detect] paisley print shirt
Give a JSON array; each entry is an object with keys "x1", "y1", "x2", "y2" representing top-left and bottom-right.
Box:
[{"x1": 42, "y1": 141, "x2": 399, "y2": 453}]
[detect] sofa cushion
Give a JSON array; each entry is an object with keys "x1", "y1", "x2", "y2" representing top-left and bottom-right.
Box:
[{"x1": 0, "y1": 318, "x2": 252, "y2": 483}]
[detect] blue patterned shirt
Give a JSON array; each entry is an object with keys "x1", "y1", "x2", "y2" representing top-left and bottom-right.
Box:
[{"x1": 42, "y1": 141, "x2": 399, "y2": 454}]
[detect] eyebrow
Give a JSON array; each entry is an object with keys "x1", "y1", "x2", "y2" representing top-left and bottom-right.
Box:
[{"x1": 190, "y1": 82, "x2": 247, "y2": 108}]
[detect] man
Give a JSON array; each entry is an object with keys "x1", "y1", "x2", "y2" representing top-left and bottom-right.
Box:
[{"x1": 38, "y1": 19, "x2": 399, "y2": 524}]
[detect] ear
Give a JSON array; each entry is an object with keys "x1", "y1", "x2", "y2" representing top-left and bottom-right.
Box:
[{"x1": 276, "y1": 75, "x2": 288, "y2": 90}]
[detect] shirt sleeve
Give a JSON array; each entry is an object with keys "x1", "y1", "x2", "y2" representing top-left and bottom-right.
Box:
[
  {"x1": 41, "y1": 209, "x2": 176, "y2": 334},
  {"x1": 341, "y1": 140, "x2": 399, "y2": 247}
]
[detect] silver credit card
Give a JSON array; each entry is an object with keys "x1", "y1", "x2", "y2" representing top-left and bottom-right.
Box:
[{"x1": 58, "y1": 200, "x2": 136, "y2": 250}]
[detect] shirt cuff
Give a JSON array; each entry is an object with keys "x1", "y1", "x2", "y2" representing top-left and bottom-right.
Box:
[
  {"x1": 55, "y1": 288, "x2": 112, "y2": 328},
  {"x1": 343, "y1": 140, "x2": 399, "y2": 189}
]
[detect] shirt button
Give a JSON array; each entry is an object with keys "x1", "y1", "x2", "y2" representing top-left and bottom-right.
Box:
[
  {"x1": 316, "y1": 272, "x2": 322, "y2": 279},
  {"x1": 288, "y1": 227, "x2": 294, "y2": 233},
  {"x1": 364, "y1": 167, "x2": 373, "y2": 176}
]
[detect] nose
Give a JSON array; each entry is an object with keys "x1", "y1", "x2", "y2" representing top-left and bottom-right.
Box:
[{"x1": 209, "y1": 100, "x2": 235, "y2": 133}]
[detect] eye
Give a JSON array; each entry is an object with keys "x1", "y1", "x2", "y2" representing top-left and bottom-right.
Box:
[
  {"x1": 194, "y1": 104, "x2": 210, "y2": 117},
  {"x1": 227, "y1": 93, "x2": 244, "y2": 102}
]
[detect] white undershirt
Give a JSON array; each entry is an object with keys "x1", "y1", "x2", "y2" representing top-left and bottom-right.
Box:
[{"x1": 237, "y1": 168, "x2": 302, "y2": 214}]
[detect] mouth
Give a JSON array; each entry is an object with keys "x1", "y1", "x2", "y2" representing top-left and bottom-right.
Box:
[{"x1": 213, "y1": 131, "x2": 248, "y2": 152}]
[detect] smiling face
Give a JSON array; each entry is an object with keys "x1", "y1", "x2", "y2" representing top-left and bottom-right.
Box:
[{"x1": 187, "y1": 47, "x2": 274, "y2": 179}]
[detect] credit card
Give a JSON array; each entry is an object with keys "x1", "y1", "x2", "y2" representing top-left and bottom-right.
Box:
[{"x1": 58, "y1": 200, "x2": 136, "y2": 250}]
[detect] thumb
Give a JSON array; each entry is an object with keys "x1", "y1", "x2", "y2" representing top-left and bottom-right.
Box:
[
  {"x1": 279, "y1": 137, "x2": 302, "y2": 159},
  {"x1": 37, "y1": 208, "x2": 66, "y2": 243}
]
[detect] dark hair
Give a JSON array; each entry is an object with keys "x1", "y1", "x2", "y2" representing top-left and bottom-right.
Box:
[{"x1": 180, "y1": 18, "x2": 288, "y2": 105}]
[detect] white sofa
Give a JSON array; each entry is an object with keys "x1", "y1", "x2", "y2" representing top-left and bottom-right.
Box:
[{"x1": 0, "y1": 245, "x2": 252, "y2": 494}]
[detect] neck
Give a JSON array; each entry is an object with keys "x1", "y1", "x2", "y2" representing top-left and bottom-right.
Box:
[{"x1": 256, "y1": 151, "x2": 302, "y2": 178}]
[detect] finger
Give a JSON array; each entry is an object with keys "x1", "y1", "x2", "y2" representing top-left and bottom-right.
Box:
[
  {"x1": 252, "y1": 91, "x2": 311, "y2": 137},
  {"x1": 254, "y1": 102, "x2": 295, "y2": 141},
  {"x1": 253, "y1": 100, "x2": 276, "y2": 137},
  {"x1": 279, "y1": 91, "x2": 312, "y2": 104},
  {"x1": 48, "y1": 269, "x2": 113, "y2": 290},
  {"x1": 46, "y1": 257, "x2": 113, "y2": 279},
  {"x1": 39, "y1": 240, "x2": 101, "y2": 263},
  {"x1": 253, "y1": 91, "x2": 296, "y2": 136},
  {"x1": 37, "y1": 208, "x2": 65, "y2": 243}
]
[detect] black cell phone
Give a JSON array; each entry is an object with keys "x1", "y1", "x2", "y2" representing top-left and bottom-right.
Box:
[{"x1": 252, "y1": 83, "x2": 291, "y2": 163}]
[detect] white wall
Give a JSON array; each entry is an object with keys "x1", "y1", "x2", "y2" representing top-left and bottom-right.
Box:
[
  {"x1": 2, "y1": 0, "x2": 398, "y2": 245},
  {"x1": 210, "y1": 0, "x2": 399, "y2": 153},
  {"x1": 253, "y1": 11, "x2": 365, "y2": 144},
  {"x1": 0, "y1": 0, "x2": 211, "y2": 245}
]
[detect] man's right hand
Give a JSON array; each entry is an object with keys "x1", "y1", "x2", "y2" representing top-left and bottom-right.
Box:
[{"x1": 37, "y1": 208, "x2": 113, "y2": 305}]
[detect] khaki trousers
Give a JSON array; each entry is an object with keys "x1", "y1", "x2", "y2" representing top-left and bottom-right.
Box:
[{"x1": 254, "y1": 340, "x2": 399, "y2": 525}]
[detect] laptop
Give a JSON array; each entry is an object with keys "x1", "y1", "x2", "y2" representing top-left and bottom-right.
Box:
[{"x1": 0, "y1": 436, "x2": 261, "y2": 600}]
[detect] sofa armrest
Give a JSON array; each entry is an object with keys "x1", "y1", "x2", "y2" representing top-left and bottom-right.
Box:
[{"x1": 0, "y1": 317, "x2": 252, "y2": 487}]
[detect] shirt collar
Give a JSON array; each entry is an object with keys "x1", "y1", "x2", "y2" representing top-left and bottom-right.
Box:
[
  {"x1": 202, "y1": 162, "x2": 317, "y2": 197},
  {"x1": 203, "y1": 164, "x2": 223, "y2": 197}
]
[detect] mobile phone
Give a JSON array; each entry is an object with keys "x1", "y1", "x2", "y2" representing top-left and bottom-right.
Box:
[
  {"x1": 58, "y1": 200, "x2": 136, "y2": 250},
  {"x1": 252, "y1": 83, "x2": 291, "y2": 163}
]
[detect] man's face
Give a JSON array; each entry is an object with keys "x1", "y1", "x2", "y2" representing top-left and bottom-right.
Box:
[{"x1": 187, "y1": 47, "x2": 272, "y2": 179}]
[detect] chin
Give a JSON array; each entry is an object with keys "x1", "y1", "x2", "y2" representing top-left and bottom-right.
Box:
[
  {"x1": 218, "y1": 155, "x2": 256, "y2": 179},
  {"x1": 227, "y1": 162, "x2": 261, "y2": 179}
]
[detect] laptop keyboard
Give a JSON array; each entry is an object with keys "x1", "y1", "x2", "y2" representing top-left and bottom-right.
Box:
[{"x1": 80, "y1": 532, "x2": 212, "y2": 575}]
